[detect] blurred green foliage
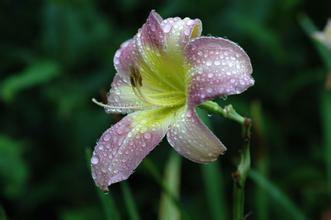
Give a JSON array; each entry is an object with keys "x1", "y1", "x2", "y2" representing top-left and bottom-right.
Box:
[
  {"x1": 0, "y1": 136, "x2": 28, "y2": 199},
  {"x1": 1, "y1": 0, "x2": 331, "y2": 219}
]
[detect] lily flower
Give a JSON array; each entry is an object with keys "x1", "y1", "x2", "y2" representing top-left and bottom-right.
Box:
[
  {"x1": 91, "y1": 10, "x2": 254, "y2": 191},
  {"x1": 313, "y1": 18, "x2": 331, "y2": 49}
]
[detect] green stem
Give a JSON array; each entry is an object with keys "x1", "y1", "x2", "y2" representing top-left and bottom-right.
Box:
[
  {"x1": 233, "y1": 183, "x2": 245, "y2": 220},
  {"x1": 201, "y1": 101, "x2": 252, "y2": 220},
  {"x1": 200, "y1": 101, "x2": 245, "y2": 124}
]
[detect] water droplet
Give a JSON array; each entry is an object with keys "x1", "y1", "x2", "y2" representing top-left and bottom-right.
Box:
[
  {"x1": 187, "y1": 20, "x2": 195, "y2": 25},
  {"x1": 163, "y1": 24, "x2": 171, "y2": 33},
  {"x1": 144, "y1": 133, "x2": 151, "y2": 139},
  {"x1": 91, "y1": 156, "x2": 99, "y2": 165},
  {"x1": 103, "y1": 133, "x2": 111, "y2": 141},
  {"x1": 184, "y1": 28, "x2": 190, "y2": 36}
]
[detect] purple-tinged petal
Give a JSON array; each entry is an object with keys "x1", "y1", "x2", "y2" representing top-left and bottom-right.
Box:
[
  {"x1": 135, "y1": 10, "x2": 165, "y2": 63},
  {"x1": 91, "y1": 109, "x2": 172, "y2": 190},
  {"x1": 114, "y1": 39, "x2": 139, "y2": 79},
  {"x1": 167, "y1": 108, "x2": 226, "y2": 163},
  {"x1": 138, "y1": 10, "x2": 165, "y2": 50},
  {"x1": 135, "y1": 12, "x2": 202, "y2": 68},
  {"x1": 185, "y1": 37, "x2": 254, "y2": 106},
  {"x1": 106, "y1": 73, "x2": 153, "y2": 113},
  {"x1": 114, "y1": 11, "x2": 165, "y2": 81},
  {"x1": 161, "y1": 17, "x2": 202, "y2": 52}
]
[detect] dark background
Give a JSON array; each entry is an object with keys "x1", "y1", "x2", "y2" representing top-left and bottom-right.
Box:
[{"x1": 1, "y1": 0, "x2": 331, "y2": 219}]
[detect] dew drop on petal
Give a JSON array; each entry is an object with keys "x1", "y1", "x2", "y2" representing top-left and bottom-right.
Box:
[
  {"x1": 103, "y1": 133, "x2": 111, "y2": 141},
  {"x1": 187, "y1": 19, "x2": 195, "y2": 26},
  {"x1": 184, "y1": 28, "x2": 191, "y2": 36},
  {"x1": 144, "y1": 133, "x2": 151, "y2": 139},
  {"x1": 91, "y1": 156, "x2": 99, "y2": 165}
]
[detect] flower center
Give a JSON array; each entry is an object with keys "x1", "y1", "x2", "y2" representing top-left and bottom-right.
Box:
[{"x1": 133, "y1": 47, "x2": 190, "y2": 108}]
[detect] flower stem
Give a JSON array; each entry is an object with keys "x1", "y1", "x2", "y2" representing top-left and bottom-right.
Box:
[
  {"x1": 232, "y1": 118, "x2": 252, "y2": 220},
  {"x1": 200, "y1": 101, "x2": 245, "y2": 124},
  {"x1": 200, "y1": 101, "x2": 252, "y2": 220}
]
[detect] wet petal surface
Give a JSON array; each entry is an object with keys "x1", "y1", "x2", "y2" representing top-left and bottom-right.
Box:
[
  {"x1": 166, "y1": 108, "x2": 226, "y2": 163},
  {"x1": 161, "y1": 16, "x2": 202, "y2": 53},
  {"x1": 185, "y1": 37, "x2": 254, "y2": 106},
  {"x1": 114, "y1": 39, "x2": 139, "y2": 79},
  {"x1": 106, "y1": 73, "x2": 153, "y2": 113},
  {"x1": 91, "y1": 108, "x2": 174, "y2": 190}
]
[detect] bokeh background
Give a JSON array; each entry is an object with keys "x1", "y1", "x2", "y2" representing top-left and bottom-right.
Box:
[{"x1": 1, "y1": 0, "x2": 331, "y2": 219}]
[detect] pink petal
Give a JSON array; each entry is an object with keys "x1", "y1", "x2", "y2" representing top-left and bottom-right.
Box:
[
  {"x1": 136, "y1": 11, "x2": 202, "y2": 59},
  {"x1": 138, "y1": 10, "x2": 165, "y2": 50},
  {"x1": 161, "y1": 17, "x2": 202, "y2": 51},
  {"x1": 106, "y1": 73, "x2": 152, "y2": 113},
  {"x1": 114, "y1": 11, "x2": 163, "y2": 80},
  {"x1": 185, "y1": 37, "x2": 254, "y2": 106},
  {"x1": 135, "y1": 10, "x2": 166, "y2": 63},
  {"x1": 166, "y1": 108, "x2": 226, "y2": 163},
  {"x1": 113, "y1": 39, "x2": 139, "y2": 79},
  {"x1": 91, "y1": 111, "x2": 169, "y2": 190}
]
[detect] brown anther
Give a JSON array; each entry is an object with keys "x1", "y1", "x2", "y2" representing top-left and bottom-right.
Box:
[{"x1": 129, "y1": 67, "x2": 143, "y2": 88}]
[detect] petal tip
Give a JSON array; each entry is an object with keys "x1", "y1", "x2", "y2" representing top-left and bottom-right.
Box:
[
  {"x1": 91, "y1": 156, "x2": 133, "y2": 191},
  {"x1": 147, "y1": 9, "x2": 162, "y2": 23}
]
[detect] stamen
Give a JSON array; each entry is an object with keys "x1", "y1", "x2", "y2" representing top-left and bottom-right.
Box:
[
  {"x1": 92, "y1": 98, "x2": 135, "y2": 109},
  {"x1": 129, "y1": 67, "x2": 152, "y2": 104}
]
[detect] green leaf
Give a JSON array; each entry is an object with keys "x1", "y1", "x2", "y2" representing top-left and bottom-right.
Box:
[
  {"x1": 201, "y1": 163, "x2": 228, "y2": 220},
  {"x1": 120, "y1": 182, "x2": 140, "y2": 220},
  {"x1": 158, "y1": 152, "x2": 181, "y2": 220},
  {"x1": 0, "y1": 206, "x2": 7, "y2": 220},
  {"x1": 249, "y1": 170, "x2": 307, "y2": 220},
  {"x1": 0, "y1": 60, "x2": 60, "y2": 102},
  {"x1": 143, "y1": 158, "x2": 181, "y2": 208},
  {"x1": 60, "y1": 207, "x2": 102, "y2": 220},
  {"x1": 42, "y1": 1, "x2": 112, "y2": 65},
  {"x1": 250, "y1": 102, "x2": 269, "y2": 220},
  {"x1": 85, "y1": 149, "x2": 121, "y2": 220},
  {"x1": 0, "y1": 135, "x2": 28, "y2": 199},
  {"x1": 197, "y1": 106, "x2": 228, "y2": 220},
  {"x1": 299, "y1": 14, "x2": 331, "y2": 195},
  {"x1": 322, "y1": 91, "x2": 331, "y2": 193}
]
